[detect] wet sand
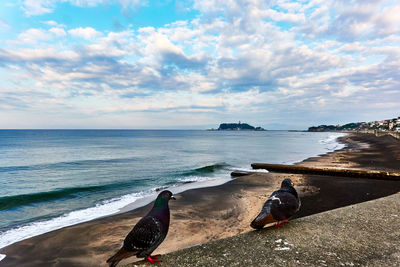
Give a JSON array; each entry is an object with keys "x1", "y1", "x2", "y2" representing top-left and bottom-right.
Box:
[{"x1": 1, "y1": 133, "x2": 400, "y2": 266}]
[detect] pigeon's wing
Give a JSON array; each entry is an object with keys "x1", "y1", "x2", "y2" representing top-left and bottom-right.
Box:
[
  {"x1": 262, "y1": 190, "x2": 280, "y2": 214},
  {"x1": 250, "y1": 191, "x2": 280, "y2": 229},
  {"x1": 123, "y1": 216, "x2": 163, "y2": 254},
  {"x1": 270, "y1": 191, "x2": 299, "y2": 221}
]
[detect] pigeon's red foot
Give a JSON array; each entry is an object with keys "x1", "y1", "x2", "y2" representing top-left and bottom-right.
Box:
[
  {"x1": 275, "y1": 220, "x2": 289, "y2": 227},
  {"x1": 146, "y1": 255, "x2": 161, "y2": 264}
]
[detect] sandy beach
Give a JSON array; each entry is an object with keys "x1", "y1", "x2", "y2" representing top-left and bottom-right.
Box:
[{"x1": 1, "y1": 132, "x2": 400, "y2": 267}]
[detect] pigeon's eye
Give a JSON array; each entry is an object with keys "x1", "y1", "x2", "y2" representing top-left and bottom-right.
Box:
[{"x1": 164, "y1": 193, "x2": 169, "y2": 197}]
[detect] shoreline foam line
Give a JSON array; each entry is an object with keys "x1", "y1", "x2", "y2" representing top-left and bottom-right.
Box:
[
  {"x1": 0, "y1": 176, "x2": 232, "y2": 250},
  {"x1": 319, "y1": 133, "x2": 347, "y2": 151},
  {"x1": 0, "y1": 191, "x2": 151, "y2": 249}
]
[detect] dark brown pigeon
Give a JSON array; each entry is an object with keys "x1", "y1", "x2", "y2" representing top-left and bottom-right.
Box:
[
  {"x1": 251, "y1": 178, "x2": 300, "y2": 229},
  {"x1": 107, "y1": 190, "x2": 175, "y2": 266}
]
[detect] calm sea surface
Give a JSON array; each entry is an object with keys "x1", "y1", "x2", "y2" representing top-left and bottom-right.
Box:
[{"x1": 0, "y1": 130, "x2": 346, "y2": 248}]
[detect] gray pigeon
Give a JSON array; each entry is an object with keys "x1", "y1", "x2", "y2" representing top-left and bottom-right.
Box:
[
  {"x1": 107, "y1": 190, "x2": 175, "y2": 266},
  {"x1": 251, "y1": 178, "x2": 300, "y2": 229}
]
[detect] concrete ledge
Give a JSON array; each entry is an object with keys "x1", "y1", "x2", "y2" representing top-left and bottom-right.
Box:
[{"x1": 127, "y1": 192, "x2": 400, "y2": 266}]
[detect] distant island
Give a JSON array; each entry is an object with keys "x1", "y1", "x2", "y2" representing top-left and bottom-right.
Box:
[
  {"x1": 308, "y1": 116, "x2": 400, "y2": 132},
  {"x1": 209, "y1": 122, "x2": 265, "y2": 131}
]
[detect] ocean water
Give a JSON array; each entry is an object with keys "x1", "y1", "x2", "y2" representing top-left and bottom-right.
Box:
[{"x1": 0, "y1": 130, "x2": 346, "y2": 249}]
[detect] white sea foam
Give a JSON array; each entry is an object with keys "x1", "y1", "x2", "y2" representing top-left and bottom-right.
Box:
[
  {"x1": 234, "y1": 167, "x2": 269, "y2": 173},
  {"x1": 178, "y1": 175, "x2": 213, "y2": 183},
  {"x1": 0, "y1": 191, "x2": 153, "y2": 249},
  {"x1": 319, "y1": 133, "x2": 347, "y2": 151},
  {"x1": 174, "y1": 176, "x2": 232, "y2": 192}
]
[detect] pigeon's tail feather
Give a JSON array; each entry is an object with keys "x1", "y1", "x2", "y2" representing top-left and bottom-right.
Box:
[
  {"x1": 250, "y1": 212, "x2": 276, "y2": 229},
  {"x1": 107, "y1": 247, "x2": 137, "y2": 267}
]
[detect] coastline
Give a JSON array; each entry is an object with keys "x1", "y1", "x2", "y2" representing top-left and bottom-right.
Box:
[
  {"x1": 0, "y1": 131, "x2": 344, "y2": 251},
  {"x1": 0, "y1": 130, "x2": 343, "y2": 250},
  {"x1": 1, "y1": 132, "x2": 400, "y2": 266}
]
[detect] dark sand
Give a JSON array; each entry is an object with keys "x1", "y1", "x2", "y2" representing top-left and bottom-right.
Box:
[{"x1": 1, "y1": 133, "x2": 400, "y2": 266}]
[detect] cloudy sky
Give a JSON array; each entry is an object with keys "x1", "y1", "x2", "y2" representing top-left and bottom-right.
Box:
[{"x1": 0, "y1": 0, "x2": 399, "y2": 129}]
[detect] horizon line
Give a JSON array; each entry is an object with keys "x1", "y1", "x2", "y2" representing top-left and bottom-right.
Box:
[{"x1": 0, "y1": 128, "x2": 304, "y2": 131}]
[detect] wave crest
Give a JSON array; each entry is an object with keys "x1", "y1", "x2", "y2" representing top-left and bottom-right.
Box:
[
  {"x1": 181, "y1": 163, "x2": 232, "y2": 176},
  {"x1": 0, "y1": 182, "x2": 133, "y2": 210}
]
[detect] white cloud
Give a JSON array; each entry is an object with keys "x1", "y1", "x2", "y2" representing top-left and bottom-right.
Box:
[
  {"x1": 68, "y1": 27, "x2": 102, "y2": 39},
  {"x1": 152, "y1": 33, "x2": 183, "y2": 55},
  {"x1": 68, "y1": 0, "x2": 106, "y2": 7},
  {"x1": 301, "y1": 0, "x2": 400, "y2": 41},
  {"x1": 338, "y1": 42, "x2": 366, "y2": 53},
  {"x1": 22, "y1": 0, "x2": 54, "y2": 16},
  {"x1": 16, "y1": 28, "x2": 52, "y2": 44},
  {"x1": 264, "y1": 9, "x2": 305, "y2": 23},
  {"x1": 118, "y1": 0, "x2": 142, "y2": 11},
  {"x1": 43, "y1": 20, "x2": 66, "y2": 28},
  {"x1": 374, "y1": 4, "x2": 400, "y2": 36},
  {"x1": 49, "y1": 27, "x2": 67, "y2": 37},
  {"x1": 0, "y1": 18, "x2": 10, "y2": 30},
  {"x1": 21, "y1": 0, "x2": 146, "y2": 16}
]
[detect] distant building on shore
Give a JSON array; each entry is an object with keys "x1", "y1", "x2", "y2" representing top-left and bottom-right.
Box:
[{"x1": 308, "y1": 116, "x2": 400, "y2": 132}]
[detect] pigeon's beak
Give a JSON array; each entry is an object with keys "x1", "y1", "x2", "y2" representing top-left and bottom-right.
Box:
[{"x1": 171, "y1": 196, "x2": 176, "y2": 200}]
